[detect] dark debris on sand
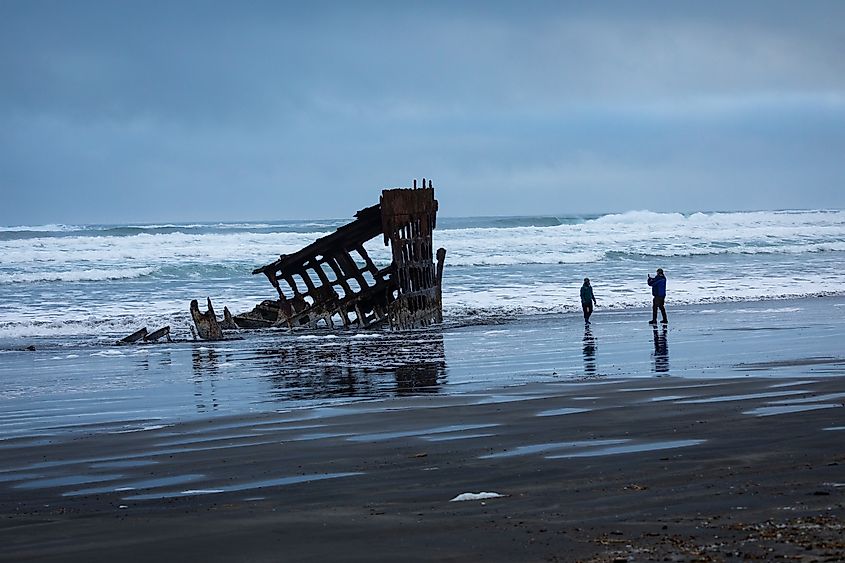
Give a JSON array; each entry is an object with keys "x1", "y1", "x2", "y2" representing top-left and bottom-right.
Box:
[{"x1": 580, "y1": 514, "x2": 845, "y2": 562}]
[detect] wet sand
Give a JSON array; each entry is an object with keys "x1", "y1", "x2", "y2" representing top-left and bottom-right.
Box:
[{"x1": 1, "y1": 300, "x2": 845, "y2": 561}]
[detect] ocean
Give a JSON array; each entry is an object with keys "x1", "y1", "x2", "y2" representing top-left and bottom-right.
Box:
[
  {"x1": 2, "y1": 208, "x2": 845, "y2": 437},
  {"x1": 1, "y1": 209, "x2": 844, "y2": 344}
]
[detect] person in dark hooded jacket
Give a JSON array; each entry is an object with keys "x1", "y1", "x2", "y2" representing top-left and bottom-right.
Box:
[
  {"x1": 647, "y1": 268, "x2": 668, "y2": 324},
  {"x1": 580, "y1": 277, "x2": 597, "y2": 323}
]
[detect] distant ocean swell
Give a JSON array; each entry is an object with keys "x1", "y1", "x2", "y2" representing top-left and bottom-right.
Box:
[
  {"x1": 0, "y1": 267, "x2": 157, "y2": 284},
  {"x1": 0, "y1": 210, "x2": 843, "y2": 340}
]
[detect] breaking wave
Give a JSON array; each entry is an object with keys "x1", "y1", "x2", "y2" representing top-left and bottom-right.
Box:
[
  {"x1": 1, "y1": 209, "x2": 843, "y2": 338},
  {"x1": 0, "y1": 267, "x2": 157, "y2": 284}
]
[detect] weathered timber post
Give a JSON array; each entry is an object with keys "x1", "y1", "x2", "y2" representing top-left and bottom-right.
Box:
[
  {"x1": 190, "y1": 297, "x2": 224, "y2": 340},
  {"x1": 118, "y1": 327, "x2": 147, "y2": 345},
  {"x1": 435, "y1": 247, "x2": 446, "y2": 323},
  {"x1": 381, "y1": 184, "x2": 441, "y2": 329},
  {"x1": 144, "y1": 326, "x2": 172, "y2": 343},
  {"x1": 221, "y1": 306, "x2": 238, "y2": 330}
]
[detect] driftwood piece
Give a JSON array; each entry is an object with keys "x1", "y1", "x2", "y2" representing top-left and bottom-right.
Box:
[
  {"x1": 144, "y1": 325, "x2": 172, "y2": 343},
  {"x1": 118, "y1": 327, "x2": 147, "y2": 345},
  {"x1": 190, "y1": 298, "x2": 224, "y2": 341}
]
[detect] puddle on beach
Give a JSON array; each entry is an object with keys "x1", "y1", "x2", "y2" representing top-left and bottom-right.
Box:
[
  {"x1": 768, "y1": 380, "x2": 819, "y2": 388},
  {"x1": 768, "y1": 392, "x2": 845, "y2": 405},
  {"x1": 137, "y1": 439, "x2": 280, "y2": 458},
  {"x1": 0, "y1": 413, "x2": 166, "y2": 442},
  {"x1": 722, "y1": 326, "x2": 803, "y2": 332},
  {"x1": 469, "y1": 395, "x2": 545, "y2": 405},
  {"x1": 89, "y1": 460, "x2": 159, "y2": 469},
  {"x1": 2, "y1": 439, "x2": 281, "y2": 475},
  {"x1": 480, "y1": 439, "x2": 627, "y2": 459},
  {"x1": 0, "y1": 472, "x2": 44, "y2": 483},
  {"x1": 554, "y1": 380, "x2": 618, "y2": 389},
  {"x1": 677, "y1": 390, "x2": 809, "y2": 404},
  {"x1": 421, "y1": 433, "x2": 496, "y2": 442},
  {"x1": 109, "y1": 424, "x2": 173, "y2": 434},
  {"x1": 645, "y1": 395, "x2": 688, "y2": 402},
  {"x1": 45, "y1": 416, "x2": 168, "y2": 433},
  {"x1": 546, "y1": 439, "x2": 705, "y2": 459},
  {"x1": 618, "y1": 383, "x2": 725, "y2": 393},
  {"x1": 535, "y1": 407, "x2": 591, "y2": 417},
  {"x1": 743, "y1": 404, "x2": 841, "y2": 417},
  {"x1": 153, "y1": 432, "x2": 266, "y2": 448},
  {"x1": 305, "y1": 403, "x2": 432, "y2": 419},
  {"x1": 0, "y1": 437, "x2": 57, "y2": 449},
  {"x1": 122, "y1": 472, "x2": 363, "y2": 501},
  {"x1": 824, "y1": 426, "x2": 845, "y2": 431},
  {"x1": 64, "y1": 474, "x2": 205, "y2": 496},
  {"x1": 3, "y1": 459, "x2": 101, "y2": 473},
  {"x1": 735, "y1": 357, "x2": 842, "y2": 370},
  {"x1": 348, "y1": 423, "x2": 499, "y2": 443},
  {"x1": 253, "y1": 423, "x2": 328, "y2": 433},
  {"x1": 15, "y1": 473, "x2": 124, "y2": 490},
  {"x1": 290, "y1": 432, "x2": 354, "y2": 441},
  {"x1": 174, "y1": 420, "x2": 329, "y2": 438}
]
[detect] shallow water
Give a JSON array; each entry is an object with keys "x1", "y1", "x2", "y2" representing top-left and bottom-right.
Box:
[
  {"x1": 121, "y1": 472, "x2": 364, "y2": 501},
  {"x1": 743, "y1": 404, "x2": 841, "y2": 417},
  {"x1": 2, "y1": 297, "x2": 844, "y2": 438},
  {"x1": 480, "y1": 439, "x2": 628, "y2": 459},
  {"x1": 546, "y1": 439, "x2": 706, "y2": 458},
  {"x1": 347, "y1": 423, "x2": 500, "y2": 443}
]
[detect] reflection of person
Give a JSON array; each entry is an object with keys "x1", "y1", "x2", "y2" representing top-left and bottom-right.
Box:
[
  {"x1": 647, "y1": 268, "x2": 668, "y2": 324},
  {"x1": 582, "y1": 324, "x2": 597, "y2": 375},
  {"x1": 652, "y1": 325, "x2": 669, "y2": 373},
  {"x1": 580, "y1": 278, "x2": 597, "y2": 323}
]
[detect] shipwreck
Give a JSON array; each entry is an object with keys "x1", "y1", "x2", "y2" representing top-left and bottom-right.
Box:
[{"x1": 190, "y1": 180, "x2": 446, "y2": 339}]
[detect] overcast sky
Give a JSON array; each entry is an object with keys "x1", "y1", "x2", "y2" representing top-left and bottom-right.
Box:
[{"x1": 2, "y1": 1, "x2": 844, "y2": 225}]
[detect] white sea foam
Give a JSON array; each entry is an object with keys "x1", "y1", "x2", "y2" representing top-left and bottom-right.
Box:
[
  {"x1": 0, "y1": 223, "x2": 80, "y2": 232},
  {"x1": 450, "y1": 491, "x2": 505, "y2": 502},
  {"x1": 109, "y1": 424, "x2": 172, "y2": 434},
  {"x1": 0, "y1": 268, "x2": 156, "y2": 284},
  {"x1": 432, "y1": 210, "x2": 845, "y2": 266},
  {"x1": 297, "y1": 334, "x2": 339, "y2": 340},
  {"x1": 1, "y1": 210, "x2": 842, "y2": 271},
  {"x1": 0, "y1": 231, "x2": 333, "y2": 270},
  {"x1": 1, "y1": 210, "x2": 843, "y2": 338}
]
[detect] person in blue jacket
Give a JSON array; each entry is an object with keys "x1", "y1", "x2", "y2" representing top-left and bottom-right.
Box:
[
  {"x1": 580, "y1": 277, "x2": 597, "y2": 323},
  {"x1": 647, "y1": 268, "x2": 668, "y2": 324}
]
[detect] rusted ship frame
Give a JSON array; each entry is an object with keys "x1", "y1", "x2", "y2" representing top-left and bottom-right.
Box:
[{"x1": 233, "y1": 180, "x2": 445, "y2": 331}]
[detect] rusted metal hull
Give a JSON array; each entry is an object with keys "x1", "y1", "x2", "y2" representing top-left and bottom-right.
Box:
[{"x1": 234, "y1": 181, "x2": 445, "y2": 331}]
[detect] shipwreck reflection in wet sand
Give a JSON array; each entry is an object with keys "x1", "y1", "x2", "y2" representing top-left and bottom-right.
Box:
[
  {"x1": 192, "y1": 347, "x2": 223, "y2": 413},
  {"x1": 251, "y1": 331, "x2": 447, "y2": 401}
]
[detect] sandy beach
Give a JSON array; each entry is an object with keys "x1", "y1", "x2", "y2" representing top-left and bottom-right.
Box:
[{"x1": 2, "y1": 298, "x2": 844, "y2": 562}]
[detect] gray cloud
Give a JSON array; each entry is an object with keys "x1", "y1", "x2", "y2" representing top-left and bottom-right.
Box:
[{"x1": 2, "y1": 1, "x2": 844, "y2": 224}]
